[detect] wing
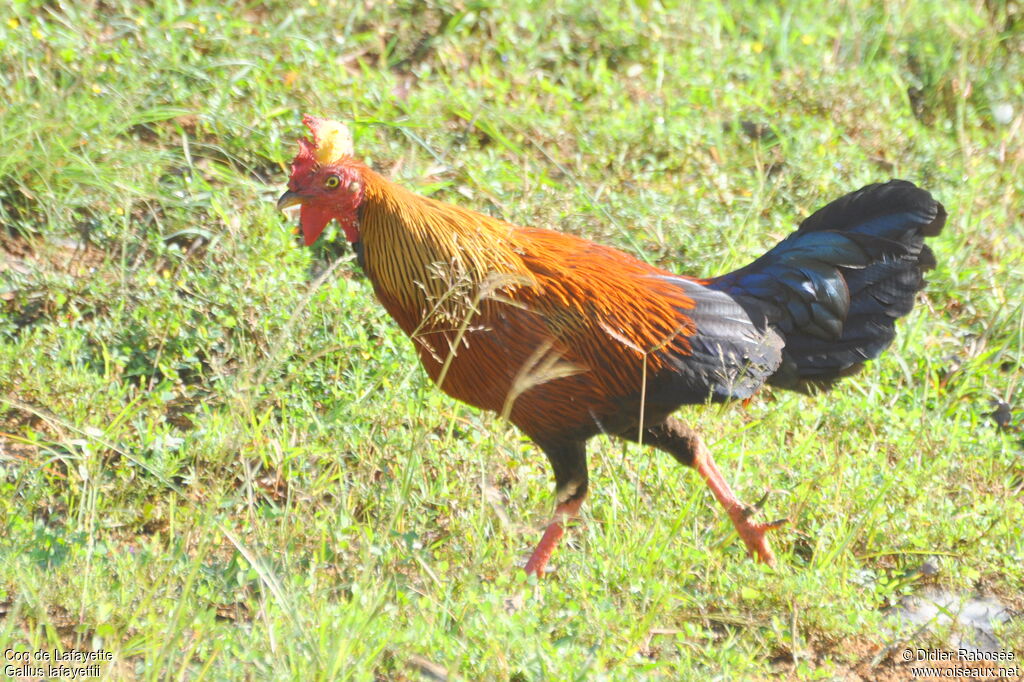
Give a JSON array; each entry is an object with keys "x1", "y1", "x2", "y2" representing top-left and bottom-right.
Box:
[
  {"x1": 650, "y1": 275, "x2": 783, "y2": 402},
  {"x1": 511, "y1": 228, "x2": 783, "y2": 405}
]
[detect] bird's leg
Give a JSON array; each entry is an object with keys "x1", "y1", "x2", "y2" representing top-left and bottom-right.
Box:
[
  {"x1": 523, "y1": 494, "x2": 585, "y2": 577},
  {"x1": 622, "y1": 418, "x2": 786, "y2": 565},
  {"x1": 691, "y1": 440, "x2": 786, "y2": 565},
  {"x1": 524, "y1": 440, "x2": 588, "y2": 577}
]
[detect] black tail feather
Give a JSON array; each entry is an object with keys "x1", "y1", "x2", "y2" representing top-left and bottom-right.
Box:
[{"x1": 710, "y1": 180, "x2": 946, "y2": 393}]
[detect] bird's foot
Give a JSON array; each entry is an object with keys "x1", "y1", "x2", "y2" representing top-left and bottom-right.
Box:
[
  {"x1": 728, "y1": 500, "x2": 787, "y2": 566},
  {"x1": 691, "y1": 440, "x2": 788, "y2": 566}
]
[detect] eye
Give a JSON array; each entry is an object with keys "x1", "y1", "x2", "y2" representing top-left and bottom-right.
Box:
[{"x1": 324, "y1": 175, "x2": 340, "y2": 189}]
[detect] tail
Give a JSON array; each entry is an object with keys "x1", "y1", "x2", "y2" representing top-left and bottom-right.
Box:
[{"x1": 709, "y1": 180, "x2": 946, "y2": 393}]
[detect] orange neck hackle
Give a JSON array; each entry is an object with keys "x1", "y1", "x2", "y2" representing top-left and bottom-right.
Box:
[{"x1": 357, "y1": 168, "x2": 533, "y2": 326}]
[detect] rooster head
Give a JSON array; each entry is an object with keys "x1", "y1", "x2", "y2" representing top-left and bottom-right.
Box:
[{"x1": 277, "y1": 115, "x2": 364, "y2": 246}]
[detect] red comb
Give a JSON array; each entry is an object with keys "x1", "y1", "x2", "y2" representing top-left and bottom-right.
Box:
[
  {"x1": 288, "y1": 135, "x2": 318, "y2": 182},
  {"x1": 287, "y1": 114, "x2": 353, "y2": 185}
]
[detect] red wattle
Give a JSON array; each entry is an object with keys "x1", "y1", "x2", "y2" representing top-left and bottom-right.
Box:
[{"x1": 300, "y1": 203, "x2": 334, "y2": 246}]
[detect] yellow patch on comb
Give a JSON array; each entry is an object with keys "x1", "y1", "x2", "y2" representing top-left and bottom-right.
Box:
[{"x1": 310, "y1": 117, "x2": 353, "y2": 164}]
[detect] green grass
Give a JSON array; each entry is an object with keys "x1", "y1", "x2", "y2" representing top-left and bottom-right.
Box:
[{"x1": 1, "y1": 0, "x2": 1022, "y2": 678}]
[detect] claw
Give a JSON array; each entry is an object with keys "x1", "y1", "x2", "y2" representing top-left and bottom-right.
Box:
[{"x1": 742, "y1": 490, "x2": 773, "y2": 519}]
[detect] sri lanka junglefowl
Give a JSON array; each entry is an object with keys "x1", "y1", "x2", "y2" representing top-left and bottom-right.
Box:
[{"x1": 277, "y1": 115, "x2": 945, "y2": 575}]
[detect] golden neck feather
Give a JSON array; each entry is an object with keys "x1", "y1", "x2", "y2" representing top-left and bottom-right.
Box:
[{"x1": 357, "y1": 168, "x2": 531, "y2": 323}]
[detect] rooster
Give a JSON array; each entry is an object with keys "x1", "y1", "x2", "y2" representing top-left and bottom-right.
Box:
[{"x1": 278, "y1": 115, "x2": 945, "y2": 575}]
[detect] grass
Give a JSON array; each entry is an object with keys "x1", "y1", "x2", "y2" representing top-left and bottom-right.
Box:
[{"x1": 1, "y1": 0, "x2": 1022, "y2": 678}]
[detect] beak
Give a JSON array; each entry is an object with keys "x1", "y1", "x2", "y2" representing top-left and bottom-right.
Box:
[{"x1": 276, "y1": 190, "x2": 304, "y2": 212}]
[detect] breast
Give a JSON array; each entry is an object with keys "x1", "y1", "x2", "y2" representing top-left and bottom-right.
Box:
[
  {"x1": 372, "y1": 284, "x2": 614, "y2": 436},
  {"x1": 401, "y1": 297, "x2": 566, "y2": 414}
]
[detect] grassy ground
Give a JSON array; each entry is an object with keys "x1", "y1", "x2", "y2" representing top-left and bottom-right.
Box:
[{"x1": 1, "y1": 0, "x2": 1022, "y2": 679}]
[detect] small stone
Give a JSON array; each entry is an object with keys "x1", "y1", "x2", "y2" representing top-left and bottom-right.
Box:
[{"x1": 992, "y1": 103, "x2": 1014, "y2": 126}]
